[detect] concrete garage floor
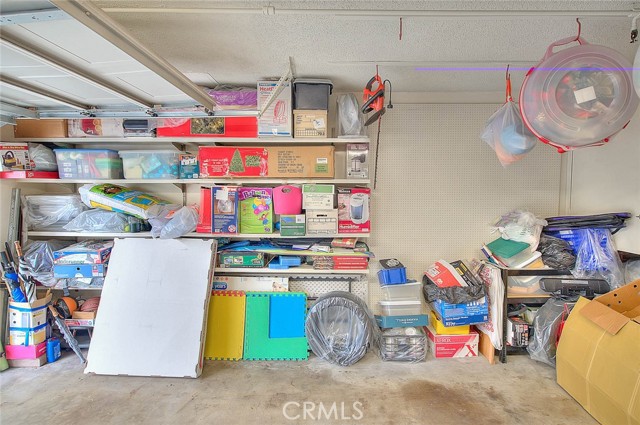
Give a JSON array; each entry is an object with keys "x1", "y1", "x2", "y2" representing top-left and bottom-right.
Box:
[{"x1": 1, "y1": 352, "x2": 595, "y2": 425}]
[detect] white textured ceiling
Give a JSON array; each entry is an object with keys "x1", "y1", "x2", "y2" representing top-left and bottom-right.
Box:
[
  {"x1": 91, "y1": 0, "x2": 640, "y2": 94},
  {"x1": 0, "y1": 0, "x2": 638, "y2": 110}
]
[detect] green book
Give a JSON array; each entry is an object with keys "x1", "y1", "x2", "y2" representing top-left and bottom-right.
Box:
[{"x1": 486, "y1": 238, "x2": 530, "y2": 259}]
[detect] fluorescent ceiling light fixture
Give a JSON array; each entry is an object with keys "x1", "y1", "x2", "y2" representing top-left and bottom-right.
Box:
[
  {"x1": 0, "y1": 101, "x2": 37, "y2": 118},
  {"x1": 0, "y1": 74, "x2": 91, "y2": 110},
  {"x1": 1, "y1": 33, "x2": 152, "y2": 109},
  {"x1": 51, "y1": 0, "x2": 216, "y2": 110}
]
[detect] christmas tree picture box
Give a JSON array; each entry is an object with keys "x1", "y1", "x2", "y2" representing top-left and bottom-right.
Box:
[{"x1": 199, "y1": 147, "x2": 268, "y2": 177}]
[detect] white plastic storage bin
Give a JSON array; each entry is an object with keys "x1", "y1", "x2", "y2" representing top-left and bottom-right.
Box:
[
  {"x1": 378, "y1": 300, "x2": 422, "y2": 316},
  {"x1": 381, "y1": 280, "x2": 421, "y2": 301},
  {"x1": 119, "y1": 150, "x2": 180, "y2": 179},
  {"x1": 54, "y1": 149, "x2": 123, "y2": 179}
]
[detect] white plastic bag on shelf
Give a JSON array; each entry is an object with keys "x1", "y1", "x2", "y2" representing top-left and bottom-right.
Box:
[
  {"x1": 28, "y1": 143, "x2": 58, "y2": 171},
  {"x1": 148, "y1": 205, "x2": 199, "y2": 239},
  {"x1": 472, "y1": 261, "x2": 504, "y2": 350},
  {"x1": 63, "y1": 209, "x2": 150, "y2": 233},
  {"x1": 481, "y1": 68, "x2": 537, "y2": 166},
  {"x1": 493, "y1": 209, "x2": 547, "y2": 251},
  {"x1": 23, "y1": 195, "x2": 88, "y2": 230}
]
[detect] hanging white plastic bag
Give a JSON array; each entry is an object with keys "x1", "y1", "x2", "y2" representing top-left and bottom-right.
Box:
[
  {"x1": 472, "y1": 261, "x2": 503, "y2": 350},
  {"x1": 481, "y1": 67, "x2": 538, "y2": 166}
]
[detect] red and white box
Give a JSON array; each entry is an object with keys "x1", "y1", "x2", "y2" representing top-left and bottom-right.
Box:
[
  {"x1": 198, "y1": 146, "x2": 268, "y2": 178},
  {"x1": 337, "y1": 187, "x2": 371, "y2": 233},
  {"x1": 157, "y1": 117, "x2": 257, "y2": 138},
  {"x1": 1, "y1": 143, "x2": 33, "y2": 172},
  {"x1": 426, "y1": 325, "x2": 479, "y2": 358}
]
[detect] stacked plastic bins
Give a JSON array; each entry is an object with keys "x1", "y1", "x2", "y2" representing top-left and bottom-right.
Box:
[
  {"x1": 53, "y1": 149, "x2": 123, "y2": 179},
  {"x1": 376, "y1": 259, "x2": 426, "y2": 362}
]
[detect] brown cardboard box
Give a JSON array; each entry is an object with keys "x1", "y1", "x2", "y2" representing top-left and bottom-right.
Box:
[
  {"x1": 267, "y1": 146, "x2": 334, "y2": 178},
  {"x1": 8, "y1": 354, "x2": 47, "y2": 368},
  {"x1": 14, "y1": 119, "x2": 67, "y2": 138},
  {"x1": 293, "y1": 110, "x2": 328, "y2": 138},
  {"x1": 556, "y1": 280, "x2": 640, "y2": 425},
  {"x1": 72, "y1": 311, "x2": 96, "y2": 320}
]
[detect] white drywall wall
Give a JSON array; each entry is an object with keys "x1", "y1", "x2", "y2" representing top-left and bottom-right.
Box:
[{"x1": 568, "y1": 108, "x2": 640, "y2": 254}]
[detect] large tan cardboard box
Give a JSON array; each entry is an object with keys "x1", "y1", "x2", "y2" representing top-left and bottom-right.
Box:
[
  {"x1": 14, "y1": 119, "x2": 67, "y2": 138},
  {"x1": 267, "y1": 146, "x2": 334, "y2": 178},
  {"x1": 556, "y1": 280, "x2": 640, "y2": 425}
]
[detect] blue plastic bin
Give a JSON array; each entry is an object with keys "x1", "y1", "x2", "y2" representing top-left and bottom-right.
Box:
[{"x1": 377, "y1": 267, "x2": 407, "y2": 285}]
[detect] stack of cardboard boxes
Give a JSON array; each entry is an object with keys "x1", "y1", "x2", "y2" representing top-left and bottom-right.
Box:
[
  {"x1": 424, "y1": 260, "x2": 489, "y2": 359},
  {"x1": 6, "y1": 294, "x2": 52, "y2": 367}
]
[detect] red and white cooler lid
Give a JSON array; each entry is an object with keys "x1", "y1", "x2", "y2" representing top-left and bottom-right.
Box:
[{"x1": 520, "y1": 36, "x2": 639, "y2": 152}]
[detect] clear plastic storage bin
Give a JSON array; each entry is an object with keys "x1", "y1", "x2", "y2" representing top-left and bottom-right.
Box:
[
  {"x1": 53, "y1": 149, "x2": 123, "y2": 179},
  {"x1": 119, "y1": 150, "x2": 180, "y2": 179},
  {"x1": 381, "y1": 280, "x2": 421, "y2": 300},
  {"x1": 293, "y1": 79, "x2": 333, "y2": 110},
  {"x1": 378, "y1": 299, "x2": 422, "y2": 316},
  {"x1": 380, "y1": 327, "x2": 426, "y2": 362}
]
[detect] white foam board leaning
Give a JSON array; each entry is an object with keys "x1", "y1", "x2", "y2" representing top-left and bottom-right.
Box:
[{"x1": 85, "y1": 238, "x2": 216, "y2": 378}]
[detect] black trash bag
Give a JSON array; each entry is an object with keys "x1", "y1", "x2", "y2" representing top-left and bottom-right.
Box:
[
  {"x1": 422, "y1": 274, "x2": 486, "y2": 304},
  {"x1": 538, "y1": 234, "x2": 576, "y2": 270},
  {"x1": 305, "y1": 291, "x2": 379, "y2": 366},
  {"x1": 527, "y1": 296, "x2": 578, "y2": 367}
]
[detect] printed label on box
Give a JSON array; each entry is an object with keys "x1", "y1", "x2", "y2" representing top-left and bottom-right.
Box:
[
  {"x1": 199, "y1": 147, "x2": 268, "y2": 178},
  {"x1": 258, "y1": 81, "x2": 292, "y2": 136},
  {"x1": 212, "y1": 186, "x2": 238, "y2": 234},
  {"x1": 1, "y1": 143, "x2": 33, "y2": 171},
  {"x1": 346, "y1": 144, "x2": 369, "y2": 179},
  {"x1": 427, "y1": 325, "x2": 479, "y2": 358},
  {"x1": 238, "y1": 187, "x2": 273, "y2": 234},
  {"x1": 338, "y1": 187, "x2": 371, "y2": 233}
]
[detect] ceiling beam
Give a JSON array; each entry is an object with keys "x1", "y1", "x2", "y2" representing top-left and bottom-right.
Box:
[
  {"x1": 101, "y1": 6, "x2": 635, "y2": 18},
  {"x1": 50, "y1": 0, "x2": 216, "y2": 110},
  {"x1": 0, "y1": 33, "x2": 153, "y2": 109},
  {"x1": 0, "y1": 74, "x2": 92, "y2": 111},
  {"x1": 0, "y1": 102, "x2": 37, "y2": 118},
  {"x1": 0, "y1": 8, "x2": 70, "y2": 26}
]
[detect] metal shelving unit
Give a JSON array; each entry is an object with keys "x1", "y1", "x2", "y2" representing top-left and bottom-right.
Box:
[
  {"x1": 11, "y1": 178, "x2": 370, "y2": 185},
  {"x1": 14, "y1": 136, "x2": 369, "y2": 146},
  {"x1": 214, "y1": 266, "x2": 368, "y2": 275},
  {"x1": 13, "y1": 134, "x2": 372, "y2": 296},
  {"x1": 27, "y1": 230, "x2": 371, "y2": 239},
  {"x1": 498, "y1": 268, "x2": 571, "y2": 364}
]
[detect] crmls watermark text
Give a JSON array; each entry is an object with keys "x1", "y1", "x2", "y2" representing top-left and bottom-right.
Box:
[{"x1": 282, "y1": 401, "x2": 364, "y2": 421}]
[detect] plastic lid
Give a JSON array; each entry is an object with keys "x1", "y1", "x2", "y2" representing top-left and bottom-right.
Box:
[
  {"x1": 53, "y1": 148, "x2": 118, "y2": 152},
  {"x1": 118, "y1": 150, "x2": 180, "y2": 154},
  {"x1": 378, "y1": 300, "x2": 421, "y2": 306},
  {"x1": 294, "y1": 78, "x2": 333, "y2": 87},
  {"x1": 521, "y1": 43, "x2": 639, "y2": 150}
]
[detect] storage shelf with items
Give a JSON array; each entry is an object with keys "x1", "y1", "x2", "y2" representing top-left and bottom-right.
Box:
[
  {"x1": 26, "y1": 231, "x2": 371, "y2": 240},
  {"x1": 10, "y1": 178, "x2": 370, "y2": 185},
  {"x1": 14, "y1": 136, "x2": 370, "y2": 146},
  {"x1": 497, "y1": 267, "x2": 570, "y2": 364},
  {"x1": 4, "y1": 100, "x2": 372, "y2": 302},
  {"x1": 213, "y1": 266, "x2": 368, "y2": 276}
]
